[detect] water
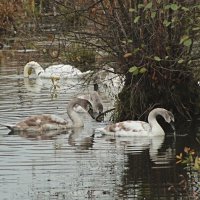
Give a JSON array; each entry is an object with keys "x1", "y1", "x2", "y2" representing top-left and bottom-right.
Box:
[{"x1": 0, "y1": 50, "x2": 200, "y2": 200}]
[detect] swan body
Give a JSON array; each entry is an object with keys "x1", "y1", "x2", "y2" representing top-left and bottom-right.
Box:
[
  {"x1": 96, "y1": 108, "x2": 174, "y2": 137},
  {"x1": 93, "y1": 67, "x2": 125, "y2": 98},
  {"x1": 24, "y1": 61, "x2": 91, "y2": 79},
  {"x1": 74, "y1": 91, "x2": 103, "y2": 113},
  {"x1": 2, "y1": 98, "x2": 96, "y2": 132}
]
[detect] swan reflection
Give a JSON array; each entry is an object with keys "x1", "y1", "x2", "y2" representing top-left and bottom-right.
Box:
[{"x1": 97, "y1": 134, "x2": 175, "y2": 165}]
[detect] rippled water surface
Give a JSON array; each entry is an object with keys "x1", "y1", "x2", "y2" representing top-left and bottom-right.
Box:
[{"x1": 0, "y1": 50, "x2": 200, "y2": 200}]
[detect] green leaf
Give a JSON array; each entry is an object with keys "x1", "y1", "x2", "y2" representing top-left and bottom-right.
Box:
[
  {"x1": 129, "y1": 66, "x2": 139, "y2": 75},
  {"x1": 165, "y1": 56, "x2": 169, "y2": 59},
  {"x1": 194, "y1": 157, "x2": 200, "y2": 170},
  {"x1": 192, "y1": 27, "x2": 200, "y2": 31},
  {"x1": 181, "y1": 160, "x2": 188, "y2": 164},
  {"x1": 129, "y1": 8, "x2": 135, "y2": 12},
  {"x1": 183, "y1": 39, "x2": 192, "y2": 47},
  {"x1": 178, "y1": 59, "x2": 184, "y2": 64},
  {"x1": 180, "y1": 35, "x2": 189, "y2": 44},
  {"x1": 164, "y1": 5, "x2": 170, "y2": 10},
  {"x1": 181, "y1": 6, "x2": 189, "y2": 11},
  {"x1": 133, "y1": 48, "x2": 140, "y2": 53},
  {"x1": 154, "y1": 56, "x2": 161, "y2": 61},
  {"x1": 138, "y1": 4, "x2": 144, "y2": 9},
  {"x1": 139, "y1": 67, "x2": 147, "y2": 74},
  {"x1": 163, "y1": 20, "x2": 171, "y2": 27},
  {"x1": 144, "y1": 2, "x2": 152, "y2": 10},
  {"x1": 134, "y1": 16, "x2": 140, "y2": 23},
  {"x1": 170, "y1": 4, "x2": 179, "y2": 11},
  {"x1": 151, "y1": 11, "x2": 156, "y2": 19}
]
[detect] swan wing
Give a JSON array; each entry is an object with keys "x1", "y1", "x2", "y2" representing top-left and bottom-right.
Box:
[
  {"x1": 15, "y1": 114, "x2": 69, "y2": 131},
  {"x1": 96, "y1": 120, "x2": 151, "y2": 137},
  {"x1": 46, "y1": 64, "x2": 79, "y2": 73},
  {"x1": 45, "y1": 64, "x2": 83, "y2": 78}
]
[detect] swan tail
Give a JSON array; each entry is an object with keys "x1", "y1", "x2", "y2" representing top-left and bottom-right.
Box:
[{"x1": 0, "y1": 123, "x2": 15, "y2": 131}]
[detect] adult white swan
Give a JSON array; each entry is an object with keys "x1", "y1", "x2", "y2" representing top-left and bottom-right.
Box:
[
  {"x1": 93, "y1": 67, "x2": 125, "y2": 99},
  {"x1": 23, "y1": 61, "x2": 91, "y2": 79},
  {"x1": 1, "y1": 98, "x2": 97, "y2": 132},
  {"x1": 95, "y1": 108, "x2": 175, "y2": 137}
]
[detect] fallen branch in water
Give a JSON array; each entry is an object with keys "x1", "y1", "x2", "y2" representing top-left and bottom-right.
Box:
[{"x1": 96, "y1": 108, "x2": 115, "y2": 122}]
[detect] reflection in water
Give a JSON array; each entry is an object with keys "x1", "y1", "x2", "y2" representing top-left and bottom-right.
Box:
[
  {"x1": 68, "y1": 127, "x2": 95, "y2": 150},
  {"x1": 8, "y1": 129, "x2": 70, "y2": 140},
  {"x1": 0, "y1": 50, "x2": 200, "y2": 199},
  {"x1": 99, "y1": 134, "x2": 175, "y2": 165},
  {"x1": 23, "y1": 76, "x2": 86, "y2": 94}
]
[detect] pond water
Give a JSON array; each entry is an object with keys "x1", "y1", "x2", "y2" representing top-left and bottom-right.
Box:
[{"x1": 0, "y1": 50, "x2": 200, "y2": 200}]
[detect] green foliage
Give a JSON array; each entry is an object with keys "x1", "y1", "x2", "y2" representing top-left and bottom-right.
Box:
[
  {"x1": 154, "y1": 56, "x2": 161, "y2": 62},
  {"x1": 134, "y1": 16, "x2": 140, "y2": 24},
  {"x1": 176, "y1": 147, "x2": 200, "y2": 170},
  {"x1": 116, "y1": 0, "x2": 200, "y2": 121},
  {"x1": 129, "y1": 66, "x2": 147, "y2": 76}
]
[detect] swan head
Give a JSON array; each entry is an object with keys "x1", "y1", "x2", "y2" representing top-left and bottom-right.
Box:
[
  {"x1": 84, "y1": 101, "x2": 101, "y2": 121},
  {"x1": 162, "y1": 109, "x2": 174, "y2": 124},
  {"x1": 149, "y1": 108, "x2": 174, "y2": 123},
  {"x1": 162, "y1": 109, "x2": 175, "y2": 131},
  {"x1": 24, "y1": 61, "x2": 44, "y2": 77},
  {"x1": 149, "y1": 108, "x2": 175, "y2": 132},
  {"x1": 74, "y1": 98, "x2": 99, "y2": 120}
]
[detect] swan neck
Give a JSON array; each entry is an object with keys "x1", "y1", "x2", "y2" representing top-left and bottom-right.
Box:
[
  {"x1": 24, "y1": 64, "x2": 30, "y2": 77},
  {"x1": 67, "y1": 100, "x2": 84, "y2": 127},
  {"x1": 148, "y1": 110, "x2": 165, "y2": 135},
  {"x1": 24, "y1": 63, "x2": 44, "y2": 77}
]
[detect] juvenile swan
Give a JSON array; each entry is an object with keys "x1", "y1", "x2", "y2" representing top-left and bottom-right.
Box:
[
  {"x1": 96, "y1": 108, "x2": 174, "y2": 137},
  {"x1": 2, "y1": 98, "x2": 96, "y2": 132},
  {"x1": 74, "y1": 91, "x2": 103, "y2": 113},
  {"x1": 24, "y1": 61, "x2": 91, "y2": 79}
]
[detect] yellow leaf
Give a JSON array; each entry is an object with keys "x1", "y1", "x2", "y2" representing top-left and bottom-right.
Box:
[
  {"x1": 194, "y1": 156, "x2": 200, "y2": 170},
  {"x1": 28, "y1": 68, "x2": 32, "y2": 75},
  {"x1": 124, "y1": 53, "x2": 132, "y2": 58},
  {"x1": 176, "y1": 160, "x2": 182, "y2": 164},
  {"x1": 176, "y1": 153, "x2": 182, "y2": 160},
  {"x1": 184, "y1": 147, "x2": 190, "y2": 154}
]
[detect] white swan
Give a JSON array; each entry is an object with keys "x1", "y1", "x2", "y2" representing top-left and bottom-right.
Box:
[
  {"x1": 1, "y1": 98, "x2": 97, "y2": 132},
  {"x1": 93, "y1": 67, "x2": 125, "y2": 98},
  {"x1": 74, "y1": 91, "x2": 103, "y2": 113},
  {"x1": 95, "y1": 108, "x2": 175, "y2": 137},
  {"x1": 24, "y1": 61, "x2": 91, "y2": 79}
]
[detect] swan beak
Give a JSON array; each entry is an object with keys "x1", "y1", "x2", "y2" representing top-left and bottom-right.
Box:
[
  {"x1": 170, "y1": 121, "x2": 176, "y2": 138},
  {"x1": 95, "y1": 112, "x2": 104, "y2": 122},
  {"x1": 88, "y1": 110, "x2": 104, "y2": 122},
  {"x1": 88, "y1": 108, "x2": 99, "y2": 120},
  {"x1": 170, "y1": 121, "x2": 175, "y2": 131}
]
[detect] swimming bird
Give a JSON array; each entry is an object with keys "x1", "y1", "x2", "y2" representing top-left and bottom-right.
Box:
[
  {"x1": 74, "y1": 91, "x2": 103, "y2": 114},
  {"x1": 23, "y1": 61, "x2": 91, "y2": 79},
  {"x1": 1, "y1": 98, "x2": 97, "y2": 133},
  {"x1": 93, "y1": 67, "x2": 125, "y2": 99},
  {"x1": 95, "y1": 108, "x2": 175, "y2": 137}
]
